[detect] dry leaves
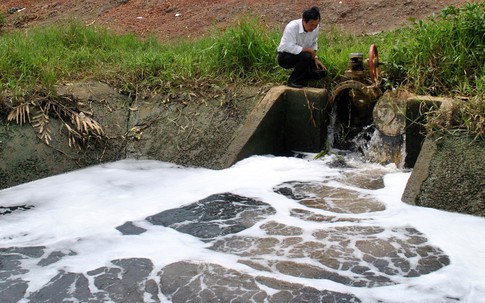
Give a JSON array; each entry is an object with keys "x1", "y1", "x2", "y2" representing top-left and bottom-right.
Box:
[{"x1": 7, "y1": 95, "x2": 105, "y2": 148}]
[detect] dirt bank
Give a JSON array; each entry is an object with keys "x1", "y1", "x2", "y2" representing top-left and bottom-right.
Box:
[{"x1": 1, "y1": 0, "x2": 471, "y2": 41}]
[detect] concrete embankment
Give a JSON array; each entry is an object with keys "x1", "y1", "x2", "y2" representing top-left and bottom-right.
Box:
[
  {"x1": 0, "y1": 83, "x2": 329, "y2": 190},
  {"x1": 1, "y1": 82, "x2": 483, "y2": 218}
]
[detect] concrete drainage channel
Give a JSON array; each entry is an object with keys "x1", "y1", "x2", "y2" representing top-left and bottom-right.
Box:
[
  {"x1": 223, "y1": 44, "x2": 454, "y2": 170},
  {"x1": 224, "y1": 44, "x2": 387, "y2": 167}
]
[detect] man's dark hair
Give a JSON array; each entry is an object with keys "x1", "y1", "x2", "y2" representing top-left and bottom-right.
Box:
[{"x1": 302, "y1": 6, "x2": 320, "y2": 22}]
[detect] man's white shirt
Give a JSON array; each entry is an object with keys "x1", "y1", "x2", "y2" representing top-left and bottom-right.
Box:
[{"x1": 277, "y1": 19, "x2": 319, "y2": 54}]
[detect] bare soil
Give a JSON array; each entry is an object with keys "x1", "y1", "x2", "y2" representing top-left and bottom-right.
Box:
[{"x1": 1, "y1": 0, "x2": 472, "y2": 41}]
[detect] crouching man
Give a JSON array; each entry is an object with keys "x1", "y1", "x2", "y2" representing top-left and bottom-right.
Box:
[{"x1": 277, "y1": 6, "x2": 327, "y2": 88}]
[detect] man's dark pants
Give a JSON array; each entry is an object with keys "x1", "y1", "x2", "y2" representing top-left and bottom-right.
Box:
[{"x1": 277, "y1": 52, "x2": 325, "y2": 86}]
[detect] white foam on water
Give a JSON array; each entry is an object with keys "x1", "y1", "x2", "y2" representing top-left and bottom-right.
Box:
[{"x1": 1, "y1": 154, "x2": 484, "y2": 302}]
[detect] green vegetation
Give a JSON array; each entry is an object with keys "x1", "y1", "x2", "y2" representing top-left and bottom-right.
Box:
[
  {"x1": 0, "y1": 12, "x2": 5, "y2": 30},
  {"x1": 387, "y1": 2, "x2": 485, "y2": 97},
  {"x1": 385, "y1": 2, "x2": 484, "y2": 139},
  {"x1": 0, "y1": 3, "x2": 483, "y2": 138}
]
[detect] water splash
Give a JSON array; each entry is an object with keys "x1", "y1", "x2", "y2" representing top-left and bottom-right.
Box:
[{"x1": 328, "y1": 101, "x2": 407, "y2": 168}]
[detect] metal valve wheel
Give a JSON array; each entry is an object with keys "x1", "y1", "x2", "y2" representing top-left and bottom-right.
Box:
[{"x1": 369, "y1": 44, "x2": 380, "y2": 85}]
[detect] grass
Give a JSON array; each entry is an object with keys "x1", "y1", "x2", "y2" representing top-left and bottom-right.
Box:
[
  {"x1": 0, "y1": 15, "x2": 358, "y2": 100},
  {"x1": 0, "y1": 3, "x2": 483, "y2": 138},
  {"x1": 386, "y1": 2, "x2": 485, "y2": 97}
]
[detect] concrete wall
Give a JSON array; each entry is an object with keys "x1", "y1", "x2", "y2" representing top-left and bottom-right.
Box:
[
  {"x1": 222, "y1": 86, "x2": 329, "y2": 167},
  {"x1": 1, "y1": 83, "x2": 329, "y2": 190},
  {"x1": 402, "y1": 134, "x2": 485, "y2": 217},
  {"x1": 373, "y1": 91, "x2": 453, "y2": 168},
  {"x1": 0, "y1": 82, "x2": 128, "y2": 189}
]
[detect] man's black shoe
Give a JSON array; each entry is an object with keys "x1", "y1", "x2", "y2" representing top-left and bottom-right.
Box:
[{"x1": 288, "y1": 82, "x2": 304, "y2": 88}]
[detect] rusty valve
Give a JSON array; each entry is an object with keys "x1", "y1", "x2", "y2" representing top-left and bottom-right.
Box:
[
  {"x1": 368, "y1": 44, "x2": 380, "y2": 85},
  {"x1": 343, "y1": 44, "x2": 380, "y2": 86}
]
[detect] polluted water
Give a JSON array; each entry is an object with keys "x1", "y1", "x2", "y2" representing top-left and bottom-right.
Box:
[{"x1": 1, "y1": 153, "x2": 484, "y2": 303}]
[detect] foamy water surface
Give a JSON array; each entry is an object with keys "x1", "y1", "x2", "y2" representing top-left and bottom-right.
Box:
[{"x1": 1, "y1": 154, "x2": 484, "y2": 302}]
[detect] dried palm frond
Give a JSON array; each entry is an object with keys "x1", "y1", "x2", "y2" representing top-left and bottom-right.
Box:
[
  {"x1": 64, "y1": 123, "x2": 82, "y2": 150},
  {"x1": 31, "y1": 108, "x2": 52, "y2": 145},
  {"x1": 7, "y1": 102, "x2": 31, "y2": 125},
  {"x1": 71, "y1": 112, "x2": 104, "y2": 137},
  {"x1": 5, "y1": 92, "x2": 107, "y2": 150}
]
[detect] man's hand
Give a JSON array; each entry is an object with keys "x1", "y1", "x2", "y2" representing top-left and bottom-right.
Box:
[{"x1": 315, "y1": 57, "x2": 326, "y2": 71}]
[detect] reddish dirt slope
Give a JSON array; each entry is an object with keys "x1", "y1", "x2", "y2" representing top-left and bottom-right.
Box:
[{"x1": 1, "y1": 0, "x2": 472, "y2": 41}]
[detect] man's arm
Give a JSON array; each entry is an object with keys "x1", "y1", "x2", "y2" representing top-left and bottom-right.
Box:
[
  {"x1": 301, "y1": 47, "x2": 317, "y2": 58},
  {"x1": 278, "y1": 23, "x2": 302, "y2": 54}
]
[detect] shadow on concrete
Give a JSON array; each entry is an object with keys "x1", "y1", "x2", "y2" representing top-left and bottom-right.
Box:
[{"x1": 222, "y1": 86, "x2": 329, "y2": 167}]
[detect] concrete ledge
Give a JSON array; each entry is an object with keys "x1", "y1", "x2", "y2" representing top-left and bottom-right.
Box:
[
  {"x1": 401, "y1": 137, "x2": 437, "y2": 204},
  {"x1": 222, "y1": 86, "x2": 329, "y2": 167}
]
